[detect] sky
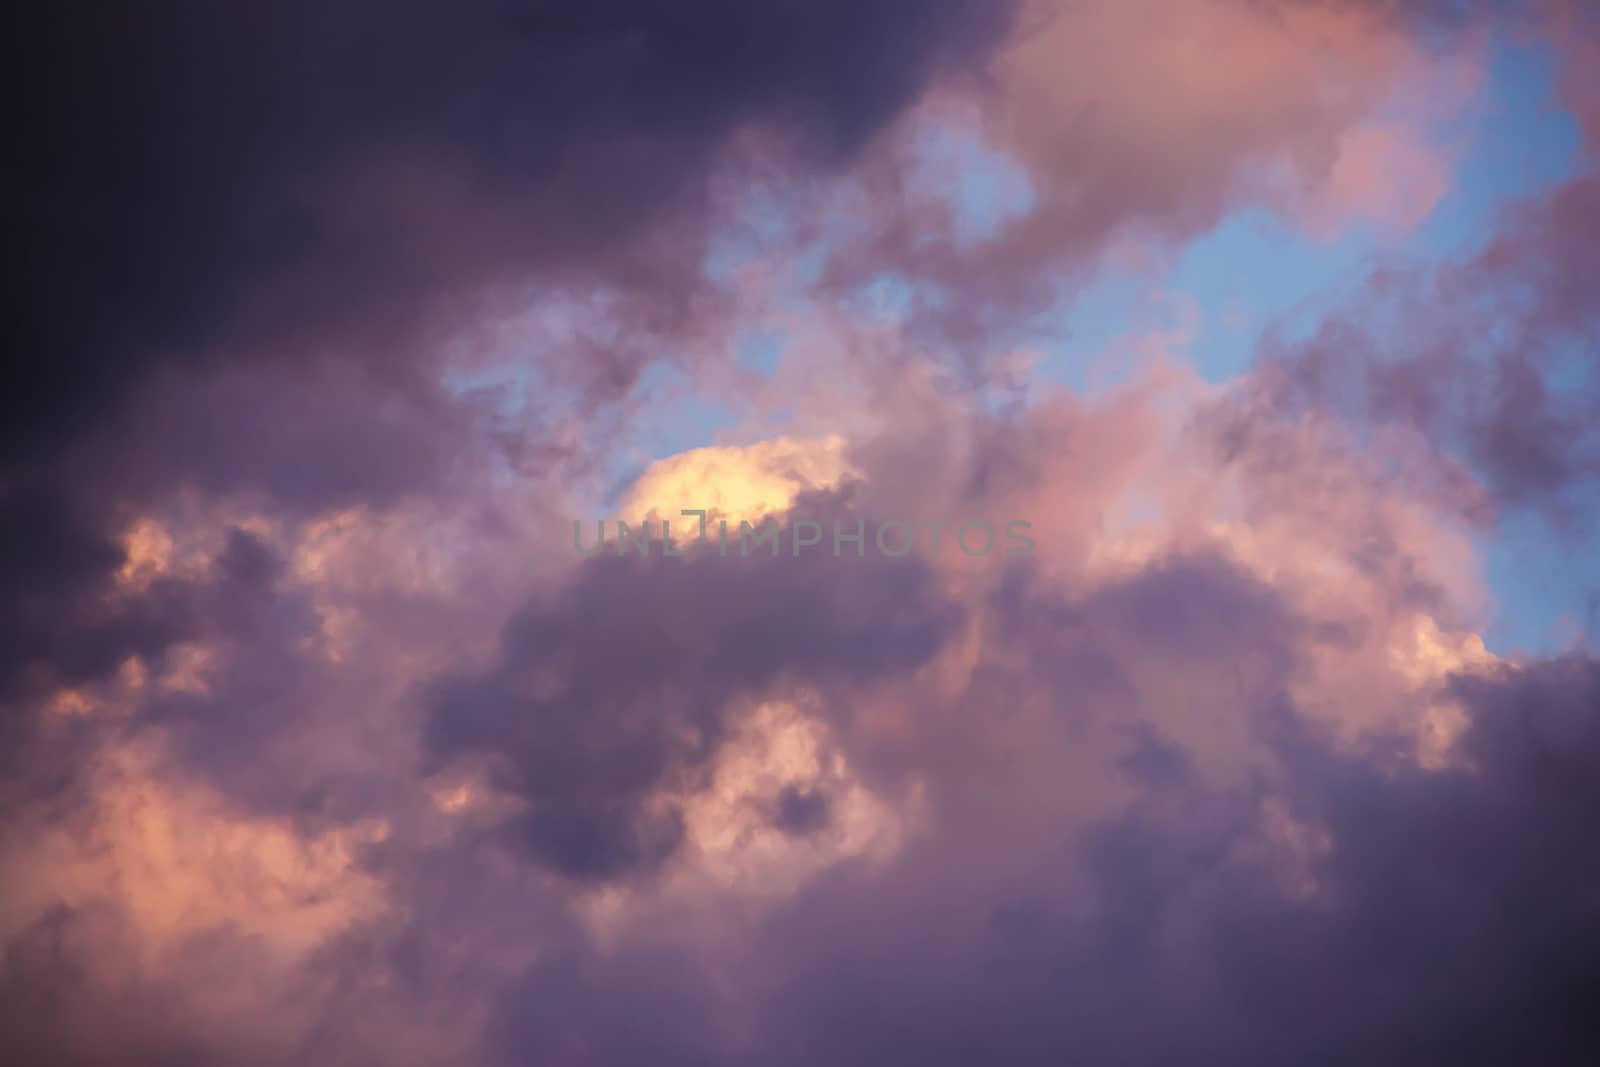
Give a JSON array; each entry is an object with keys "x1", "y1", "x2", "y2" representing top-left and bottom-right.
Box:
[{"x1": 5, "y1": 3, "x2": 1600, "y2": 1065}]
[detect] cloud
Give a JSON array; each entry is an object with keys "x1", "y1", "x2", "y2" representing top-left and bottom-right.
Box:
[
  {"x1": 1294, "y1": 120, "x2": 1455, "y2": 236},
  {"x1": 3, "y1": 0, "x2": 1019, "y2": 730},
  {"x1": 5, "y1": 4, "x2": 1600, "y2": 1065},
  {"x1": 1250, "y1": 169, "x2": 1600, "y2": 530},
  {"x1": 2, "y1": 360, "x2": 1591, "y2": 1063},
  {"x1": 619, "y1": 434, "x2": 854, "y2": 527},
  {"x1": 788, "y1": 0, "x2": 1487, "y2": 351},
  {"x1": 7, "y1": 0, "x2": 1018, "y2": 462},
  {"x1": 422, "y1": 528, "x2": 963, "y2": 882}
]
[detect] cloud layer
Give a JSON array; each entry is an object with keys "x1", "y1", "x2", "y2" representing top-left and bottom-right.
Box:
[{"x1": 5, "y1": 2, "x2": 1599, "y2": 1065}]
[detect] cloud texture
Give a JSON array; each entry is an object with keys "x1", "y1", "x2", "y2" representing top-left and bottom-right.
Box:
[{"x1": 4, "y1": 2, "x2": 1599, "y2": 1065}]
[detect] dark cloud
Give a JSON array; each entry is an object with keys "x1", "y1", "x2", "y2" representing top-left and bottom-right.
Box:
[
  {"x1": 0, "y1": 904, "x2": 210, "y2": 1067},
  {"x1": 1, "y1": 517, "x2": 384, "y2": 829},
  {"x1": 526, "y1": 655, "x2": 1599, "y2": 1067},
  {"x1": 772, "y1": 783, "x2": 832, "y2": 835},
  {"x1": 448, "y1": 545, "x2": 1600, "y2": 1067},
  {"x1": 0, "y1": 482, "x2": 179, "y2": 701},
  {"x1": 986, "y1": 550, "x2": 1307, "y2": 730},
  {"x1": 6, "y1": 0, "x2": 1018, "y2": 473},
  {"x1": 489, "y1": 940, "x2": 740, "y2": 1067},
  {"x1": 425, "y1": 530, "x2": 963, "y2": 881}
]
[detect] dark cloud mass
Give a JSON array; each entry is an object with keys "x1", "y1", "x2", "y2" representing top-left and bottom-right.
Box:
[
  {"x1": 474, "y1": 653, "x2": 1600, "y2": 1067},
  {"x1": 5, "y1": 0, "x2": 1016, "y2": 467},
  {"x1": 426, "y1": 537, "x2": 962, "y2": 880},
  {"x1": 1, "y1": 0, "x2": 1015, "y2": 726}
]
